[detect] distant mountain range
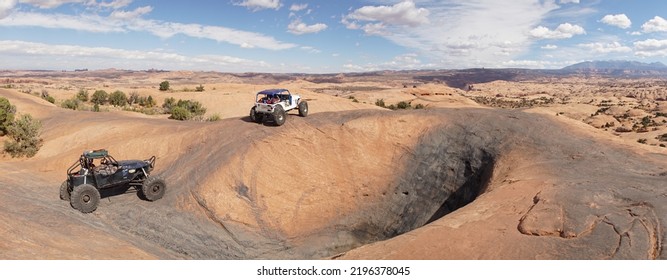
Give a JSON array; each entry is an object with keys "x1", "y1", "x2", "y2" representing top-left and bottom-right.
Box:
[{"x1": 562, "y1": 60, "x2": 667, "y2": 71}]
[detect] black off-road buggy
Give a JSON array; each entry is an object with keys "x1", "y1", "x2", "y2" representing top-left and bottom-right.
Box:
[{"x1": 60, "y1": 149, "x2": 166, "y2": 213}]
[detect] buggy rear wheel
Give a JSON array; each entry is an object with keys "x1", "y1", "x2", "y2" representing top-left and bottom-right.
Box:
[
  {"x1": 273, "y1": 106, "x2": 286, "y2": 126},
  {"x1": 59, "y1": 180, "x2": 70, "y2": 201},
  {"x1": 298, "y1": 101, "x2": 308, "y2": 117},
  {"x1": 141, "y1": 176, "x2": 166, "y2": 201},
  {"x1": 70, "y1": 184, "x2": 100, "y2": 213}
]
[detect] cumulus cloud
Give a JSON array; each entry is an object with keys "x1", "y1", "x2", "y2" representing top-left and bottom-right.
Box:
[
  {"x1": 578, "y1": 41, "x2": 631, "y2": 53},
  {"x1": 234, "y1": 0, "x2": 281, "y2": 11},
  {"x1": 530, "y1": 23, "x2": 586, "y2": 39},
  {"x1": 641, "y1": 16, "x2": 667, "y2": 33},
  {"x1": 343, "y1": 0, "x2": 430, "y2": 33},
  {"x1": 287, "y1": 19, "x2": 327, "y2": 35},
  {"x1": 600, "y1": 14, "x2": 631, "y2": 29},
  {"x1": 0, "y1": 11, "x2": 123, "y2": 32},
  {"x1": 634, "y1": 39, "x2": 667, "y2": 57},
  {"x1": 559, "y1": 0, "x2": 579, "y2": 3},
  {"x1": 542, "y1": 44, "x2": 558, "y2": 50}
]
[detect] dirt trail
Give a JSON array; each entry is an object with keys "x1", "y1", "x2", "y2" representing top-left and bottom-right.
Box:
[{"x1": 1, "y1": 89, "x2": 666, "y2": 259}]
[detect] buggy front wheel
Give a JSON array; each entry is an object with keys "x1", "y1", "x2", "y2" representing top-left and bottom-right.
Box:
[{"x1": 70, "y1": 184, "x2": 100, "y2": 213}]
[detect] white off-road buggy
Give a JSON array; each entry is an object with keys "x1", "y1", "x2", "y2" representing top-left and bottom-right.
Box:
[{"x1": 249, "y1": 88, "x2": 308, "y2": 126}]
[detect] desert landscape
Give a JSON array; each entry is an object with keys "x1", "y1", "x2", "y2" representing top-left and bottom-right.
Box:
[{"x1": 0, "y1": 66, "x2": 666, "y2": 259}]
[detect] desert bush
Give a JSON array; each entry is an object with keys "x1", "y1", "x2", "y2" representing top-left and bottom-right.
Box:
[
  {"x1": 76, "y1": 89, "x2": 89, "y2": 102},
  {"x1": 145, "y1": 95, "x2": 156, "y2": 108},
  {"x1": 3, "y1": 114, "x2": 42, "y2": 158},
  {"x1": 396, "y1": 101, "x2": 411, "y2": 109},
  {"x1": 109, "y1": 90, "x2": 128, "y2": 106},
  {"x1": 375, "y1": 99, "x2": 386, "y2": 108},
  {"x1": 176, "y1": 99, "x2": 206, "y2": 116},
  {"x1": 0, "y1": 97, "x2": 16, "y2": 136},
  {"x1": 91, "y1": 90, "x2": 108, "y2": 105},
  {"x1": 195, "y1": 84, "x2": 205, "y2": 92},
  {"x1": 93, "y1": 103, "x2": 100, "y2": 112},
  {"x1": 207, "y1": 113, "x2": 221, "y2": 122},
  {"x1": 61, "y1": 98, "x2": 80, "y2": 110},
  {"x1": 637, "y1": 138, "x2": 648, "y2": 144},
  {"x1": 162, "y1": 97, "x2": 176, "y2": 113},
  {"x1": 159, "y1": 81, "x2": 170, "y2": 91},
  {"x1": 414, "y1": 104, "x2": 425, "y2": 109},
  {"x1": 169, "y1": 106, "x2": 191, "y2": 120},
  {"x1": 128, "y1": 91, "x2": 140, "y2": 105}
]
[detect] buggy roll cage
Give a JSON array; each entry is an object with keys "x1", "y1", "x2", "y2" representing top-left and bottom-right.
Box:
[{"x1": 66, "y1": 149, "x2": 156, "y2": 176}]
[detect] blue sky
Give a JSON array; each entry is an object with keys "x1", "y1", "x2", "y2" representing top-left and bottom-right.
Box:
[{"x1": 1, "y1": 0, "x2": 667, "y2": 73}]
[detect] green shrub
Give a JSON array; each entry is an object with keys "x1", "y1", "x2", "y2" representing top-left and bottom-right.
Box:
[
  {"x1": 43, "y1": 95, "x2": 55, "y2": 104},
  {"x1": 93, "y1": 103, "x2": 100, "y2": 112},
  {"x1": 162, "y1": 97, "x2": 176, "y2": 113},
  {"x1": 76, "y1": 89, "x2": 89, "y2": 102},
  {"x1": 145, "y1": 95, "x2": 156, "y2": 108},
  {"x1": 396, "y1": 101, "x2": 411, "y2": 109},
  {"x1": 414, "y1": 104, "x2": 425, "y2": 109},
  {"x1": 109, "y1": 90, "x2": 128, "y2": 106},
  {"x1": 3, "y1": 114, "x2": 42, "y2": 158},
  {"x1": 169, "y1": 106, "x2": 191, "y2": 120},
  {"x1": 375, "y1": 99, "x2": 385, "y2": 108},
  {"x1": 61, "y1": 98, "x2": 80, "y2": 110},
  {"x1": 0, "y1": 97, "x2": 16, "y2": 136},
  {"x1": 91, "y1": 90, "x2": 108, "y2": 105},
  {"x1": 128, "y1": 91, "x2": 140, "y2": 105},
  {"x1": 176, "y1": 99, "x2": 206, "y2": 116},
  {"x1": 195, "y1": 84, "x2": 205, "y2": 92},
  {"x1": 159, "y1": 81, "x2": 170, "y2": 91}
]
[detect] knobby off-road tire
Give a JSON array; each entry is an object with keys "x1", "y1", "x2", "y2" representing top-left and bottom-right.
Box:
[
  {"x1": 59, "y1": 180, "x2": 70, "y2": 201},
  {"x1": 141, "y1": 176, "x2": 166, "y2": 201},
  {"x1": 250, "y1": 107, "x2": 263, "y2": 123},
  {"x1": 70, "y1": 184, "x2": 100, "y2": 213},
  {"x1": 298, "y1": 101, "x2": 308, "y2": 117},
  {"x1": 273, "y1": 105, "x2": 286, "y2": 126}
]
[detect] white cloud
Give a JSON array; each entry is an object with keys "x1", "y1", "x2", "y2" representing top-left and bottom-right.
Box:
[
  {"x1": 287, "y1": 19, "x2": 327, "y2": 35},
  {"x1": 634, "y1": 39, "x2": 667, "y2": 57},
  {"x1": 600, "y1": 14, "x2": 631, "y2": 29},
  {"x1": 109, "y1": 6, "x2": 152, "y2": 20},
  {"x1": 0, "y1": 11, "x2": 123, "y2": 32},
  {"x1": 0, "y1": 10, "x2": 297, "y2": 50},
  {"x1": 234, "y1": 0, "x2": 281, "y2": 11},
  {"x1": 289, "y1": 3, "x2": 307, "y2": 12},
  {"x1": 530, "y1": 23, "x2": 586, "y2": 39},
  {"x1": 559, "y1": 0, "x2": 579, "y2": 3},
  {"x1": 344, "y1": 0, "x2": 430, "y2": 30},
  {"x1": 300, "y1": 46, "x2": 320, "y2": 54},
  {"x1": 343, "y1": 53, "x2": 434, "y2": 72},
  {"x1": 502, "y1": 59, "x2": 575, "y2": 69},
  {"x1": 542, "y1": 44, "x2": 558, "y2": 50},
  {"x1": 19, "y1": 0, "x2": 88, "y2": 9},
  {"x1": 641, "y1": 16, "x2": 667, "y2": 33},
  {"x1": 0, "y1": 0, "x2": 17, "y2": 19},
  {"x1": 578, "y1": 41, "x2": 631, "y2": 53},
  {"x1": 0, "y1": 40, "x2": 270, "y2": 70}
]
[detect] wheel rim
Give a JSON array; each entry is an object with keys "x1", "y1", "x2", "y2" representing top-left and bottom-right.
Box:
[
  {"x1": 83, "y1": 194, "x2": 90, "y2": 203},
  {"x1": 152, "y1": 185, "x2": 160, "y2": 193}
]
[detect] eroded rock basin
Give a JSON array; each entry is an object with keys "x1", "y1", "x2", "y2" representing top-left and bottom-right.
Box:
[{"x1": 1, "y1": 108, "x2": 665, "y2": 259}]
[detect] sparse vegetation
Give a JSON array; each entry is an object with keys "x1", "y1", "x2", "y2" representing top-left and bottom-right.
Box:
[
  {"x1": 3, "y1": 113, "x2": 42, "y2": 158},
  {"x1": 109, "y1": 90, "x2": 128, "y2": 106},
  {"x1": 91, "y1": 90, "x2": 108, "y2": 105},
  {"x1": 61, "y1": 98, "x2": 80, "y2": 110},
  {"x1": 207, "y1": 113, "x2": 221, "y2": 122},
  {"x1": 159, "y1": 81, "x2": 170, "y2": 91},
  {"x1": 76, "y1": 89, "x2": 89, "y2": 102},
  {"x1": 0, "y1": 97, "x2": 16, "y2": 136},
  {"x1": 41, "y1": 89, "x2": 55, "y2": 104},
  {"x1": 195, "y1": 84, "x2": 205, "y2": 92},
  {"x1": 375, "y1": 99, "x2": 385, "y2": 107}
]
